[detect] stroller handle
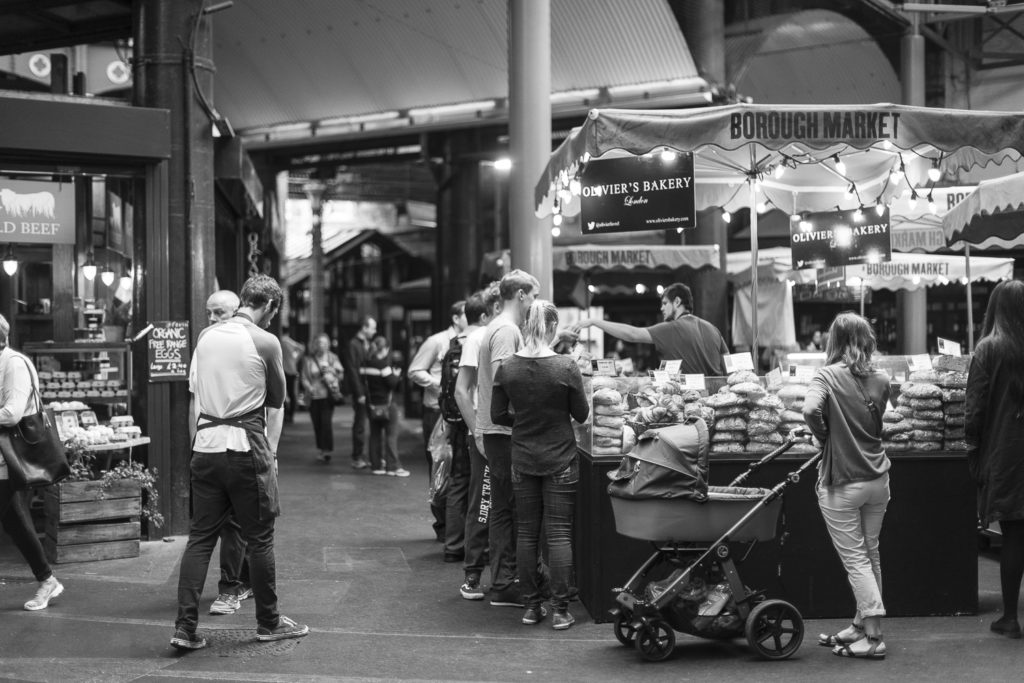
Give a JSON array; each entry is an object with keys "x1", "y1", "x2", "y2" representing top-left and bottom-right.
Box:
[{"x1": 728, "y1": 428, "x2": 813, "y2": 488}]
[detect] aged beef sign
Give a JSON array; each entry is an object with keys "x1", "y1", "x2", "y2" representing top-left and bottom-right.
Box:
[
  {"x1": 0, "y1": 178, "x2": 76, "y2": 244},
  {"x1": 580, "y1": 154, "x2": 696, "y2": 234},
  {"x1": 790, "y1": 206, "x2": 892, "y2": 269}
]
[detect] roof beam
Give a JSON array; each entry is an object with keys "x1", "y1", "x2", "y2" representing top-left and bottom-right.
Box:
[{"x1": 0, "y1": 14, "x2": 132, "y2": 56}]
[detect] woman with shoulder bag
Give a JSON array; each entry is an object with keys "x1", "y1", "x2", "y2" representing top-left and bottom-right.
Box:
[
  {"x1": 967, "y1": 280, "x2": 1024, "y2": 639},
  {"x1": 803, "y1": 312, "x2": 892, "y2": 659},
  {"x1": 299, "y1": 333, "x2": 344, "y2": 463},
  {"x1": 0, "y1": 315, "x2": 64, "y2": 610},
  {"x1": 361, "y1": 335, "x2": 407, "y2": 477}
]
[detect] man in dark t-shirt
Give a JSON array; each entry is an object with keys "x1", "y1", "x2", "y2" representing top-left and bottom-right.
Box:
[{"x1": 574, "y1": 282, "x2": 728, "y2": 375}]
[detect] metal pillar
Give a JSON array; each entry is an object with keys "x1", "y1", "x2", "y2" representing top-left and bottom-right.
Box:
[
  {"x1": 133, "y1": 0, "x2": 217, "y2": 533},
  {"x1": 899, "y1": 14, "x2": 928, "y2": 354},
  {"x1": 303, "y1": 183, "x2": 326, "y2": 341},
  {"x1": 508, "y1": 0, "x2": 552, "y2": 297}
]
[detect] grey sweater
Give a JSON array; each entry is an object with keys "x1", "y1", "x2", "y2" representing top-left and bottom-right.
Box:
[{"x1": 803, "y1": 363, "x2": 891, "y2": 487}]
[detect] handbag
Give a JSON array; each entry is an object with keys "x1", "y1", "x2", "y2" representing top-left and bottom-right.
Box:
[
  {"x1": 0, "y1": 355, "x2": 70, "y2": 489},
  {"x1": 368, "y1": 393, "x2": 392, "y2": 422}
]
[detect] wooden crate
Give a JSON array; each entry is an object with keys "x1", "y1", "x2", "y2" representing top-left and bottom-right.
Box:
[{"x1": 44, "y1": 480, "x2": 142, "y2": 563}]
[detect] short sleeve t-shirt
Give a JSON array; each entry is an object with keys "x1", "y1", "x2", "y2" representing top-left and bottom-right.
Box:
[
  {"x1": 190, "y1": 316, "x2": 285, "y2": 453},
  {"x1": 475, "y1": 313, "x2": 523, "y2": 436},
  {"x1": 646, "y1": 314, "x2": 729, "y2": 376},
  {"x1": 458, "y1": 325, "x2": 488, "y2": 409}
]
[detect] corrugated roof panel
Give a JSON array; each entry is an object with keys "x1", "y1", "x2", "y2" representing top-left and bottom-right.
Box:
[
  {"x1": 727, "y1": 9, "x2": 899, "y2": 105},
  {"x1": 213, "y1": 0, "x2": 702, "y2": 132}
]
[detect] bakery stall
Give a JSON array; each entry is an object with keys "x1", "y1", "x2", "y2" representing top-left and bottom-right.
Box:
[{"x1": 573, "y1": 353, "x2": 976, "y2": 623}]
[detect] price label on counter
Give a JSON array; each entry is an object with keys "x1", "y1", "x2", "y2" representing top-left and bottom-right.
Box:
[
  {"x1": 652, "y1": 370, "x2": 671, "y2": 384},
  {"x1": 593, "y1": 359, "x2": 617, "y2": 376},
  {"x1": 908, "y1": 354, "x2": 933, "y2": 372},
  {"x1": 766, "y1": 367, "x2": 782, "y2": 387},
  {"x1": 723, "y1": 352, "x2": 755, "y2": 373},
  {"x1": 681, "y1": 374, "x2": 706, "y2": 391},
  {"x1": 663, "y1": 360, "x2": 682, "y2": 374},
  {"x1": 937, "y1": 338, "x2": 962, "y2": 357},
  {"x1": 620, "y1": 358, "x2": 635, "y2": 375}
]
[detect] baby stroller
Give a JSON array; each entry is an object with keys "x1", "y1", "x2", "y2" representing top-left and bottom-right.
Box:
[{"x1": 607, "y1": 422, "x2": 820, "y2": 662}]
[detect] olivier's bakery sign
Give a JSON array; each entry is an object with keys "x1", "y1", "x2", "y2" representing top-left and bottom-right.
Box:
[
  {"x1": 790, "y1": 206, "x2": 893, "y2": 269},
  {"x1": 580, "y1": 154, "x2": 696, "y2": 234},
  {"x1": 0, "y1": 178, "x2": 76, "y2": 244}
]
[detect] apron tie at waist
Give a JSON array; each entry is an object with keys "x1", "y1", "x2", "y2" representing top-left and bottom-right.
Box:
[{"x1": 196, "y1": 406, "x2": 265, "y2": 432}]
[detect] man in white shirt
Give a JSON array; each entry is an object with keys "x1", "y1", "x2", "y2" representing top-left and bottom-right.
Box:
[{"x1": 172, "y1": 275, "x2": 308, "y2": 651}]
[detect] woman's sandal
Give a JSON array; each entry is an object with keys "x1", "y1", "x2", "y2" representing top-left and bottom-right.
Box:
[
  {"x1": 818, "y1": 623, "x2": 865, "y2": 647},
  {"x1": 833, "y1": 635, "x2": 886, "y2": 660}
]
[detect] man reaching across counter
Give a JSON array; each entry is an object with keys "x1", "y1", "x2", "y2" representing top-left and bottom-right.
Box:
[{"x1": 574, "y1": 282, "x2": 728, "y2": 376}]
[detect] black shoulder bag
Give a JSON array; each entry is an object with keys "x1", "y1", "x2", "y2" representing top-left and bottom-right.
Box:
[{"x1": 0, "y1": 355, "x2": 70, "y2": 489}]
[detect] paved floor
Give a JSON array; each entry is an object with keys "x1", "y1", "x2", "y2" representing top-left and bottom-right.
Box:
[{"x1": 2, "y1": 407, "x2": 1024, "y2": 682}]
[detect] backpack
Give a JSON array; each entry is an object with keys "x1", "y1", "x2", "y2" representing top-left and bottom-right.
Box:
[{"x1": 439, "y1": 335, "x2": 464, "y2": 424}]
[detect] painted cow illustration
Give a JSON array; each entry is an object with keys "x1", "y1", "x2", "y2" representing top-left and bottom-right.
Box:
[{"x1": 0, "y1": 188, "x2": 56, "y2": 219}]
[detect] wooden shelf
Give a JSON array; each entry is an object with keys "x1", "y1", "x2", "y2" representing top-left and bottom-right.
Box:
[{"x1": 25, "y1": 341, "x2": 127, "y2": 353}]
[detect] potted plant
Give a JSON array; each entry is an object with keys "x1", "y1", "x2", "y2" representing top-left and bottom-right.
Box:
[{"x1": 43, "y1": 440, "x2": 163, "y2": 563}]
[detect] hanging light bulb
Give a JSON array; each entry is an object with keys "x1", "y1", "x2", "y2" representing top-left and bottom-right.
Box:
[
  {"x1": 799, "y1": 218, "x2": 812, "y2": 232},
  {"x1": 721, "y1": 208, "x2": 731, "y2": 223},
  {"x1": 660, "y1": 149, "x2": 677, "y2": 162},
  {"x1": 2, "y1": 244, "x2": 17, "y2": 276},
  {"x1": 927, "y1": 192, "x2": 937, "y2": 214},
  {"x1": 569, "y1": 178, "x2": 581, "y2": 196},
  {"x1": 656, "y1": 285, "x2": 665, "y2": 295},
  {"x1": 790, "y1": 211, "x2": 801, "y2": 222},
  {"x1": 756, "y1": 201, "x2": 768, "y2": 214},
  {"x1": 875, "y1": 199, "x2": 886, "y2": 216},
  {"x1": 843, "y1": 183, "x2": 855, "y2": 199},
  {"x1": 81, "y1": 250, "x2": 97, "y2": 281},
  {"x1": 551, "y1": 226, "x2": 561, "y2": 237},
  {"x1": 774, "y1": 163, "x2": 786, "y2": 179},
  {"x1": 552, "y1": 213, "x2": 563, "y2": 227},
  {"x1": 753, "y1": 177, "x2": 762, "y2": 192},
  {"x1": 928, "y1": 159, "x2": 942, "y2": 183},
  {"x1": 853, "y1": 206, "x2": 864, "y2": 222},
  {"x1": 908, "y1": 189, "x2": 919, "y2": 210},
  {"x1": 833, "y1": 154, "x2": 846, "y2": 176},
  {"x1": 635, "y1": 283, "x2": 647, "y2": 294},
  {"x1": 100, "y1": 268, "x2": 116, "y2": 286}
]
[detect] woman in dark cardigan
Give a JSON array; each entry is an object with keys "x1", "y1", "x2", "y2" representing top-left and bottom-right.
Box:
[
  {"x1": 491, "y1": 299, "x2": 589, "y2": 631},
  {"x1": 966, "y1": 279, "x2": 1024, "y2": 638}
]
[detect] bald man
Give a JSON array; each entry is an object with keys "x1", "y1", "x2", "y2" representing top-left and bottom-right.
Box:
[
  {"x1": 206, "y1": 290, "x2": 240, "y2": 325},
  {"x1": 201, "y1": 289, "x2": 252, "y2": 616}
]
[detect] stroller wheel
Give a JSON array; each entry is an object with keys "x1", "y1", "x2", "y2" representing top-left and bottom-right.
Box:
[
  {"x1": 745, "y1": 599, "x2": 804, "y2": 660},
  {"x1": 613, "y1": 611, "x2": 639, "y2": 647},
  {"x1": 634, "y1": 619, "x2": 676, "y2": 662}
]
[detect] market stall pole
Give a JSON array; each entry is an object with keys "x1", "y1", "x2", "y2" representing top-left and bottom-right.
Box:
[
  {"x1": 534, "y1": 104, "x2": 1024, "y2": 354},
  {"x1": 943, "y1": 171, "x2": 1024, "y2": 351}
]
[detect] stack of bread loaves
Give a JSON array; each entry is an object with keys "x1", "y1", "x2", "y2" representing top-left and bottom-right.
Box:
[
  {"x1": 899, "y1": 370, "x2": 944, "y2": 451},
  {"x1": 934, "y1": 358, "x2": 969, "y2": 451},
  {"x1": 591, "y1": 377, "x2": 637, "y2": 456}
]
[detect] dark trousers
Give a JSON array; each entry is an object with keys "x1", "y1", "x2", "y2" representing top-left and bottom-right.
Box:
[
  {"x1": 422, "y1": 407, "x2": 445, "y2": 536},
  {"x1": 309, "y1": 398, "x2": 335, "y2": 453},
  {"x1": 352, "y1": 401, "x2": 368, "y2": 462},
  {"x1": 513, "y1": 463, "x2": 577, "y2": 611},
  {"x1": 460, "y1": 430, "x2": 490, "y2": 576},
  {"x1": 218, "y1": 517, "x2": 250, "y2": 595},
  {"x1": 482, "y1": 433, "x2": 516, "y2": 593},
  {"x1": 284, "y1": 374, "x2": 298, "y2": 423},
  {"x1": 0, "y1": 481, "x2": 52, "y2": 582},
  {"x1": 368, "y1": 405, "x2": 401, "y2": 471},
  {"x1": 444, "y1": 422, "x2": 471, "y2": 556},
  {"x1": 176, "y1": 451, "x2": 279, "y2": 632}
]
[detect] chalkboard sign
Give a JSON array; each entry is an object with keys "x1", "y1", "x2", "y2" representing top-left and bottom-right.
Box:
[{"x1": 148, "y1": 320, "x2": 190, "y2": 382}]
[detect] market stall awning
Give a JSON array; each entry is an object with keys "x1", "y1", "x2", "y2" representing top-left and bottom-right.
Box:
[
  {"x1": 535, "y1": 104, "x2": 1024, "y2": 218},
  {"x1": 839, "y1": 253, "x2": 1014, "y2": 292},
  {"x1": 552, "y1": 244, "x2": 719, "y2": 273},
  {"x1": 943, "y1": 171, "x2": 1024, "y2": 250}
]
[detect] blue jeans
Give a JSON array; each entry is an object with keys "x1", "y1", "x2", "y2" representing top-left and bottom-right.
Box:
[
  {"x1": 513, "y1": 460, "x2": 577, "y2": 610},
  {"x1": 176, "y1": 451, "x2": 279, "y2": 632}
]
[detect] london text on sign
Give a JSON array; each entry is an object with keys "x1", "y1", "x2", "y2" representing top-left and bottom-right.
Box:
[{"x1": 580, "y1": 154, "x2": 696, "y2": 235}]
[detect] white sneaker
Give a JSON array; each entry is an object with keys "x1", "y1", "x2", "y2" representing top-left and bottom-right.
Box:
[
  {"x1": 209, "y1": 593, "x2": 241, "y2": 615},
  {"x1": 371, "y1": 469, "x2": 387, "y2": 475},
  {"x1": 388, "y1": 469, "x2": 411, "y2": 478},
  {"x1": 24, "y1": 577, "x2": 63, "y2": 611}
]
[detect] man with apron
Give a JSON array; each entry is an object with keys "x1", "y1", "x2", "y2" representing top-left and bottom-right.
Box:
[{"x1": 171, "y1": 275, "x2": 309, "y2": 650}]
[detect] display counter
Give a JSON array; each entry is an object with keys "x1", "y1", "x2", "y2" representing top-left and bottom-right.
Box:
[{"x1": 575, "y1": 447, "x2": 977, "y2": 622}]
